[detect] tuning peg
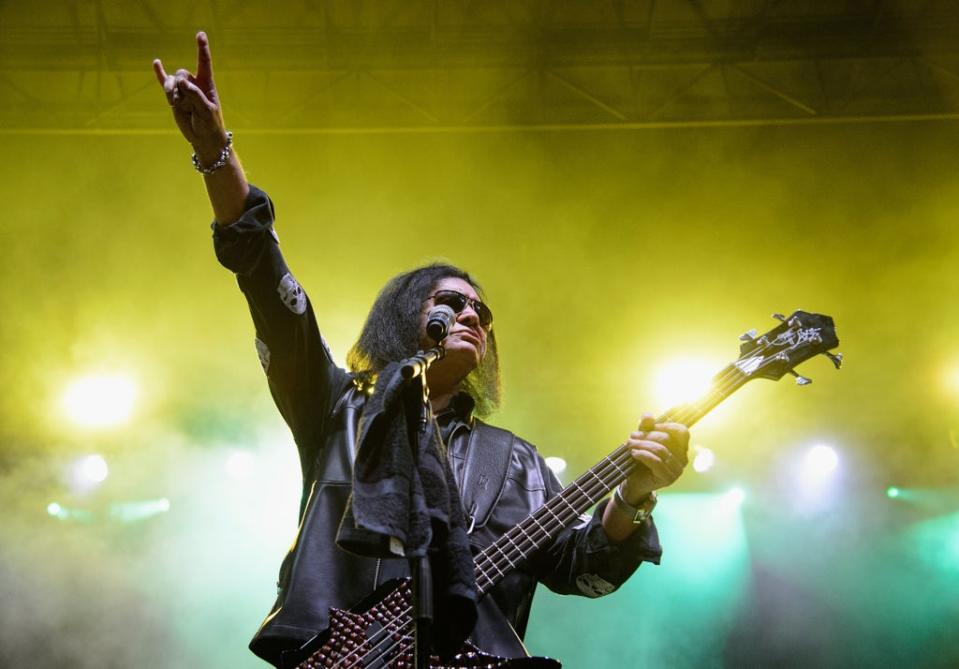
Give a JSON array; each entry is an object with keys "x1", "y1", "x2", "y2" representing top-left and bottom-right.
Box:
[
  {"x1": 789, "y1": 370, "x2": 812, "y2": 385},
  {"x1": 772, "y1": 313, "x2": 787, "y2": 322},
  {"x1": 739, "y1": 328, "x2": 758, "y2": 341},
  {"x1": 825, "y1": 352, "x2": 843, "y2": 369}
]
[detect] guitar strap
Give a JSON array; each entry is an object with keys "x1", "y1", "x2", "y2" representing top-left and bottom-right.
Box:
[{"x1": 459, "y1": 420, "x2": 515, "y2": 534}]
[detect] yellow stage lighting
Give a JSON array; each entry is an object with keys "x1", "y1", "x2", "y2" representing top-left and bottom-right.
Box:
[
  {"x1": 61, "y1": 373, "x2": 138, "y2": 428},
  {"x1": 945, "y1": 365, "x2": 959, "y2": 395},
  {"x1": 653, "y1": 357, "x2": 718, "y2": 410}
]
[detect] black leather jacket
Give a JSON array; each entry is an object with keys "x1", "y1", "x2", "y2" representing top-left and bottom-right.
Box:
[{"x1": 212, "y1": 186, "x2": 663, "y2": 668}]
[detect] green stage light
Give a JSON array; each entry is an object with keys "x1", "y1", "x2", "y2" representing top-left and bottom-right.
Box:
[
  {"x1": 109, "y1": 498, "x2": 172, "y2": 523},
  {"x1": 887, "y1": 486, "x2": 901, "y2": 499}
]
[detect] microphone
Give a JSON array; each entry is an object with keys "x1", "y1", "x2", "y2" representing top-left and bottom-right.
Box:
[{"x1": 426, "y1": 304, "x2": 456, "y2": 344}]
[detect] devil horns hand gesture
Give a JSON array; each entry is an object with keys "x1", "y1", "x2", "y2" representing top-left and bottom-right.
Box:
[
  {"x1": 153, "y1": 32, "x2": 248, "y2": 224},
  {"x1": 152, "y1": 31, "x2": 228, "y2": 162}
]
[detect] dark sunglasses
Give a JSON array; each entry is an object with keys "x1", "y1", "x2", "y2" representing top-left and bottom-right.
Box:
[{"x1": 428, "y1": 290, "x2": 494, "y2": 331}]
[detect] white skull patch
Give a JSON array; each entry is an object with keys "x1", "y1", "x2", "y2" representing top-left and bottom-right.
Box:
[
  {"x1": 575, "y1": 573, "x2": 616, "y2": 598},
  {"x1": 254, "y1": 337, "x2": 271, "y2": 374},
  {"x1": 277, "y1": 273, "x2": 307, "y2": 315}
]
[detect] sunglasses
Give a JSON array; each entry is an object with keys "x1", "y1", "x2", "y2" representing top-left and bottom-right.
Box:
[{"x1": 428, "y1": 290, "x2": 494, "y2": 331}]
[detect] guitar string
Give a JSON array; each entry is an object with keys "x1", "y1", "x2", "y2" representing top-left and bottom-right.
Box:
[
  {"x1": 472, "y1": 330, "x2": 809, "y2": 583},
  {"x1": 471, "y1": 365, "x2": 741, "y2": 586},
  {"x1": 327, "y1": 337, "x2": 794, "y2": 668},
  {"x1": 325, "y1": 358, "x2": 760, "y2": 669},
  {"x1": 472, "y1": 331, "x2": 802, "y2": 581},
  {"x1": 325, "y1": 357, "x2": 758, "y2": 669}
]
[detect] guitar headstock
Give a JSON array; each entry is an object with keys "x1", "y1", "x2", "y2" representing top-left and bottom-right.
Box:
[{"x1": 735, "y1": 310, "x2": 841, "y2": 384}]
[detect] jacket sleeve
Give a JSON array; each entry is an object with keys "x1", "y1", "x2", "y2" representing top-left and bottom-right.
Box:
[
  {"x1": 211, "y1": 184, "x2": 351, "y2": 474},
  {"x1": 526, "y1": 454, "x2": 663, "y2": 598}
]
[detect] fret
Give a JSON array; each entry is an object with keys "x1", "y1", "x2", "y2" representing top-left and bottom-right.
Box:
[
  {"x1": 516, "y1": 523, "x2": 539, "y2": 549},
  {"x1": 490, "y1": 541, "x2": 517, "y2": 569},
  {"x1": 552, "y1": 493, "x2": 580, "y2": 517},
  {"x1": 502, "y1": 533, "x2": 530, "y2": 560},
  {"x1": 539, "y1": 503, "x2": 564, "y2": 526},
  {"x1": 604, "y1": 455, "x2": 629, "y2": 478},
  {"x1": 570, "y1": 480, "x2": 598, "y2": 505},
  {"x1": 528, "y1": 515, "x2": 549, "y2": 535}
]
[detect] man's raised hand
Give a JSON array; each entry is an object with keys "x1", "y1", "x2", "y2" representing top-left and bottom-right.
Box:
[{"x1": 153, "y1": 31, "x2": 227, "y2": 160}]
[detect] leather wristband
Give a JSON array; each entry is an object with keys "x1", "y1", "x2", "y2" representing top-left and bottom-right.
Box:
[{"x1": 612, "y1": 485, "x2": 657, "y2": 525}]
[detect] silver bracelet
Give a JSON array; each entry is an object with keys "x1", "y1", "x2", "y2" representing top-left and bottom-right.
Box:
[
  {"x1": 192, "y1": 131, "x2": 233, "y2": 174},
  {"x1": 612, "y1": 484, "x2": 657, "y2": 525}
]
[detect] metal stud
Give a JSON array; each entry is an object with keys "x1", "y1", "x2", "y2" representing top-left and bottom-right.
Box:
[{"x1": 825, "y1": 352, "x2": 843, "y2": 369}]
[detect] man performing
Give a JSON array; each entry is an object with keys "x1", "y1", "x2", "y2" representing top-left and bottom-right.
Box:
[{"x1": 154, "y1": 32, "x2": 691, "y2": 669}]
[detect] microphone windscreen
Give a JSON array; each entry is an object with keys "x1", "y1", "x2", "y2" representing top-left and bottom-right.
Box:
[{"x1": 426, "y1": 304, "x2": 456, "y2": 343}]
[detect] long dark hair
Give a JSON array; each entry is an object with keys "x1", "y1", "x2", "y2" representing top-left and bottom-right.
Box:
[{"x1": 347, "y1": 263, "x2": 501, "y2": 417}]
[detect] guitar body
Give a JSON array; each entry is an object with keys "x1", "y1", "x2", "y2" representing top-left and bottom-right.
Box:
[{"x1": 284, "y1": 579, "x2": 561, "y2": 669}]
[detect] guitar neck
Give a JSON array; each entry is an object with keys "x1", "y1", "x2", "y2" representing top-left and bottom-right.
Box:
[{"x1": 472, "y1": 363, "x2": 747, "y2": 595}]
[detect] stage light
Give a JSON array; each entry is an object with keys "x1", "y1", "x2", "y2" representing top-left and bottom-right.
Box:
[
  {"x1": 887, "y1": 486, "x2": 901, "y2": 499},
  {"x1": 945, "y1": 365, "x2": 959, "y2": 395},
  {"x1": 44, "y1": 502, "x2": 92, "y2": 522},
  {"x1": 61, "y1": 373, "x2": 138, "y2": 428},
  {"x1": 67, "y1": 454, "x2": 109, "y2": 495},
  {"x1": 109, "y1": 498, "x2": 172, "y2": 523},
  {"x1": 801, "y1": 444, "x2": 839, "y2": 484},
  {"x1": 544, "y1": 456, "x2": 567, "y2": 476},
  {"x1": 724, "y1": 486, "x2": 746, "y2": 507},
  {"x1": 692, "y1": 445, "x2": 715, "y2": 473},
  {"x1": 226, "y1": 451, "x2": 254, "y2": 480},
  {"x1": 80, "y1": 454, "x2": 109, "y2": 483},
  {"x1": 653, "y1": 358, "x2": 718, "y2": 410}
]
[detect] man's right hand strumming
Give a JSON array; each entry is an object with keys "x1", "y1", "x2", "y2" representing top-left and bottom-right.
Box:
[{"x1": 153, "y1": 31, "x2": 249, "y2": 225}]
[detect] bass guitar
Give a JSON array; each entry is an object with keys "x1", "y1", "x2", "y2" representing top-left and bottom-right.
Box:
[{"x1": 287, "y1": 310, "x2": 841, "y2": 669}]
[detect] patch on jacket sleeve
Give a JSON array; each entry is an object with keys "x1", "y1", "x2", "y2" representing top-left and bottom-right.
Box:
[
  {"x1": 575, "y1": 573, "x2": 616, "y2": 598},
  {"x1": 277, "y1": 272, "x2": 307, "y2": 315},
  {"x1": 254, "y1": 337, "x2": 270, "y2": 373}
]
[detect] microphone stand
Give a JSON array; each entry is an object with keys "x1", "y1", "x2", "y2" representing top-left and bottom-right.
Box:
[{"x1": 397, "y1": 343, "x2": 444, "y2": 669}]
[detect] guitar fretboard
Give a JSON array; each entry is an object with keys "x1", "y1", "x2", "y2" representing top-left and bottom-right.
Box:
[{"x1": 472, "y1": 363, "x2": 746, "y2": 595}]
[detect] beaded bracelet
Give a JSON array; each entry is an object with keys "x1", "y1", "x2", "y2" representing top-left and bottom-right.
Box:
[{"x1": 192, "y1": 131, "x2": 233, "y2": 174}]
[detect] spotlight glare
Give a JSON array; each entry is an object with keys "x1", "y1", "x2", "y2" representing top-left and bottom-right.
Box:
[
  {"x1": 68, "y1": 454, "x2": 110, "y2": 495},
  {"x1": 544, "y1": 456, "x2": 567, "y2": 476},
  {"x1": 724, "y1": 486, "x2": 746, "y2": 507},
  {"x1": 61, "y1": 373, "x2": 138, "y2": 428},
  {"x1": 109, "y1": 498, "x2": 172, "y2": 523},
  {"x1": 653, "y1": 358, "x2": 718, "y2": 409},
  {"x1": 887, "y1": 486, "x2": 901, "y2": 499},
  {"x1": 692, "y1": 445, "x2": 715, "y2": 473},
  {"x1": 226, "y1": 451, "x2": 254, "y2": 480},
  {"x1": 47, "y1": 502, "x2": 62, "y2": 517},
  {"x1": 80, "y1": 454, "x2": 109, "y2": 483},
  {"x1": 803, "y1": 444, "x2": 839, "y2": 476}
]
